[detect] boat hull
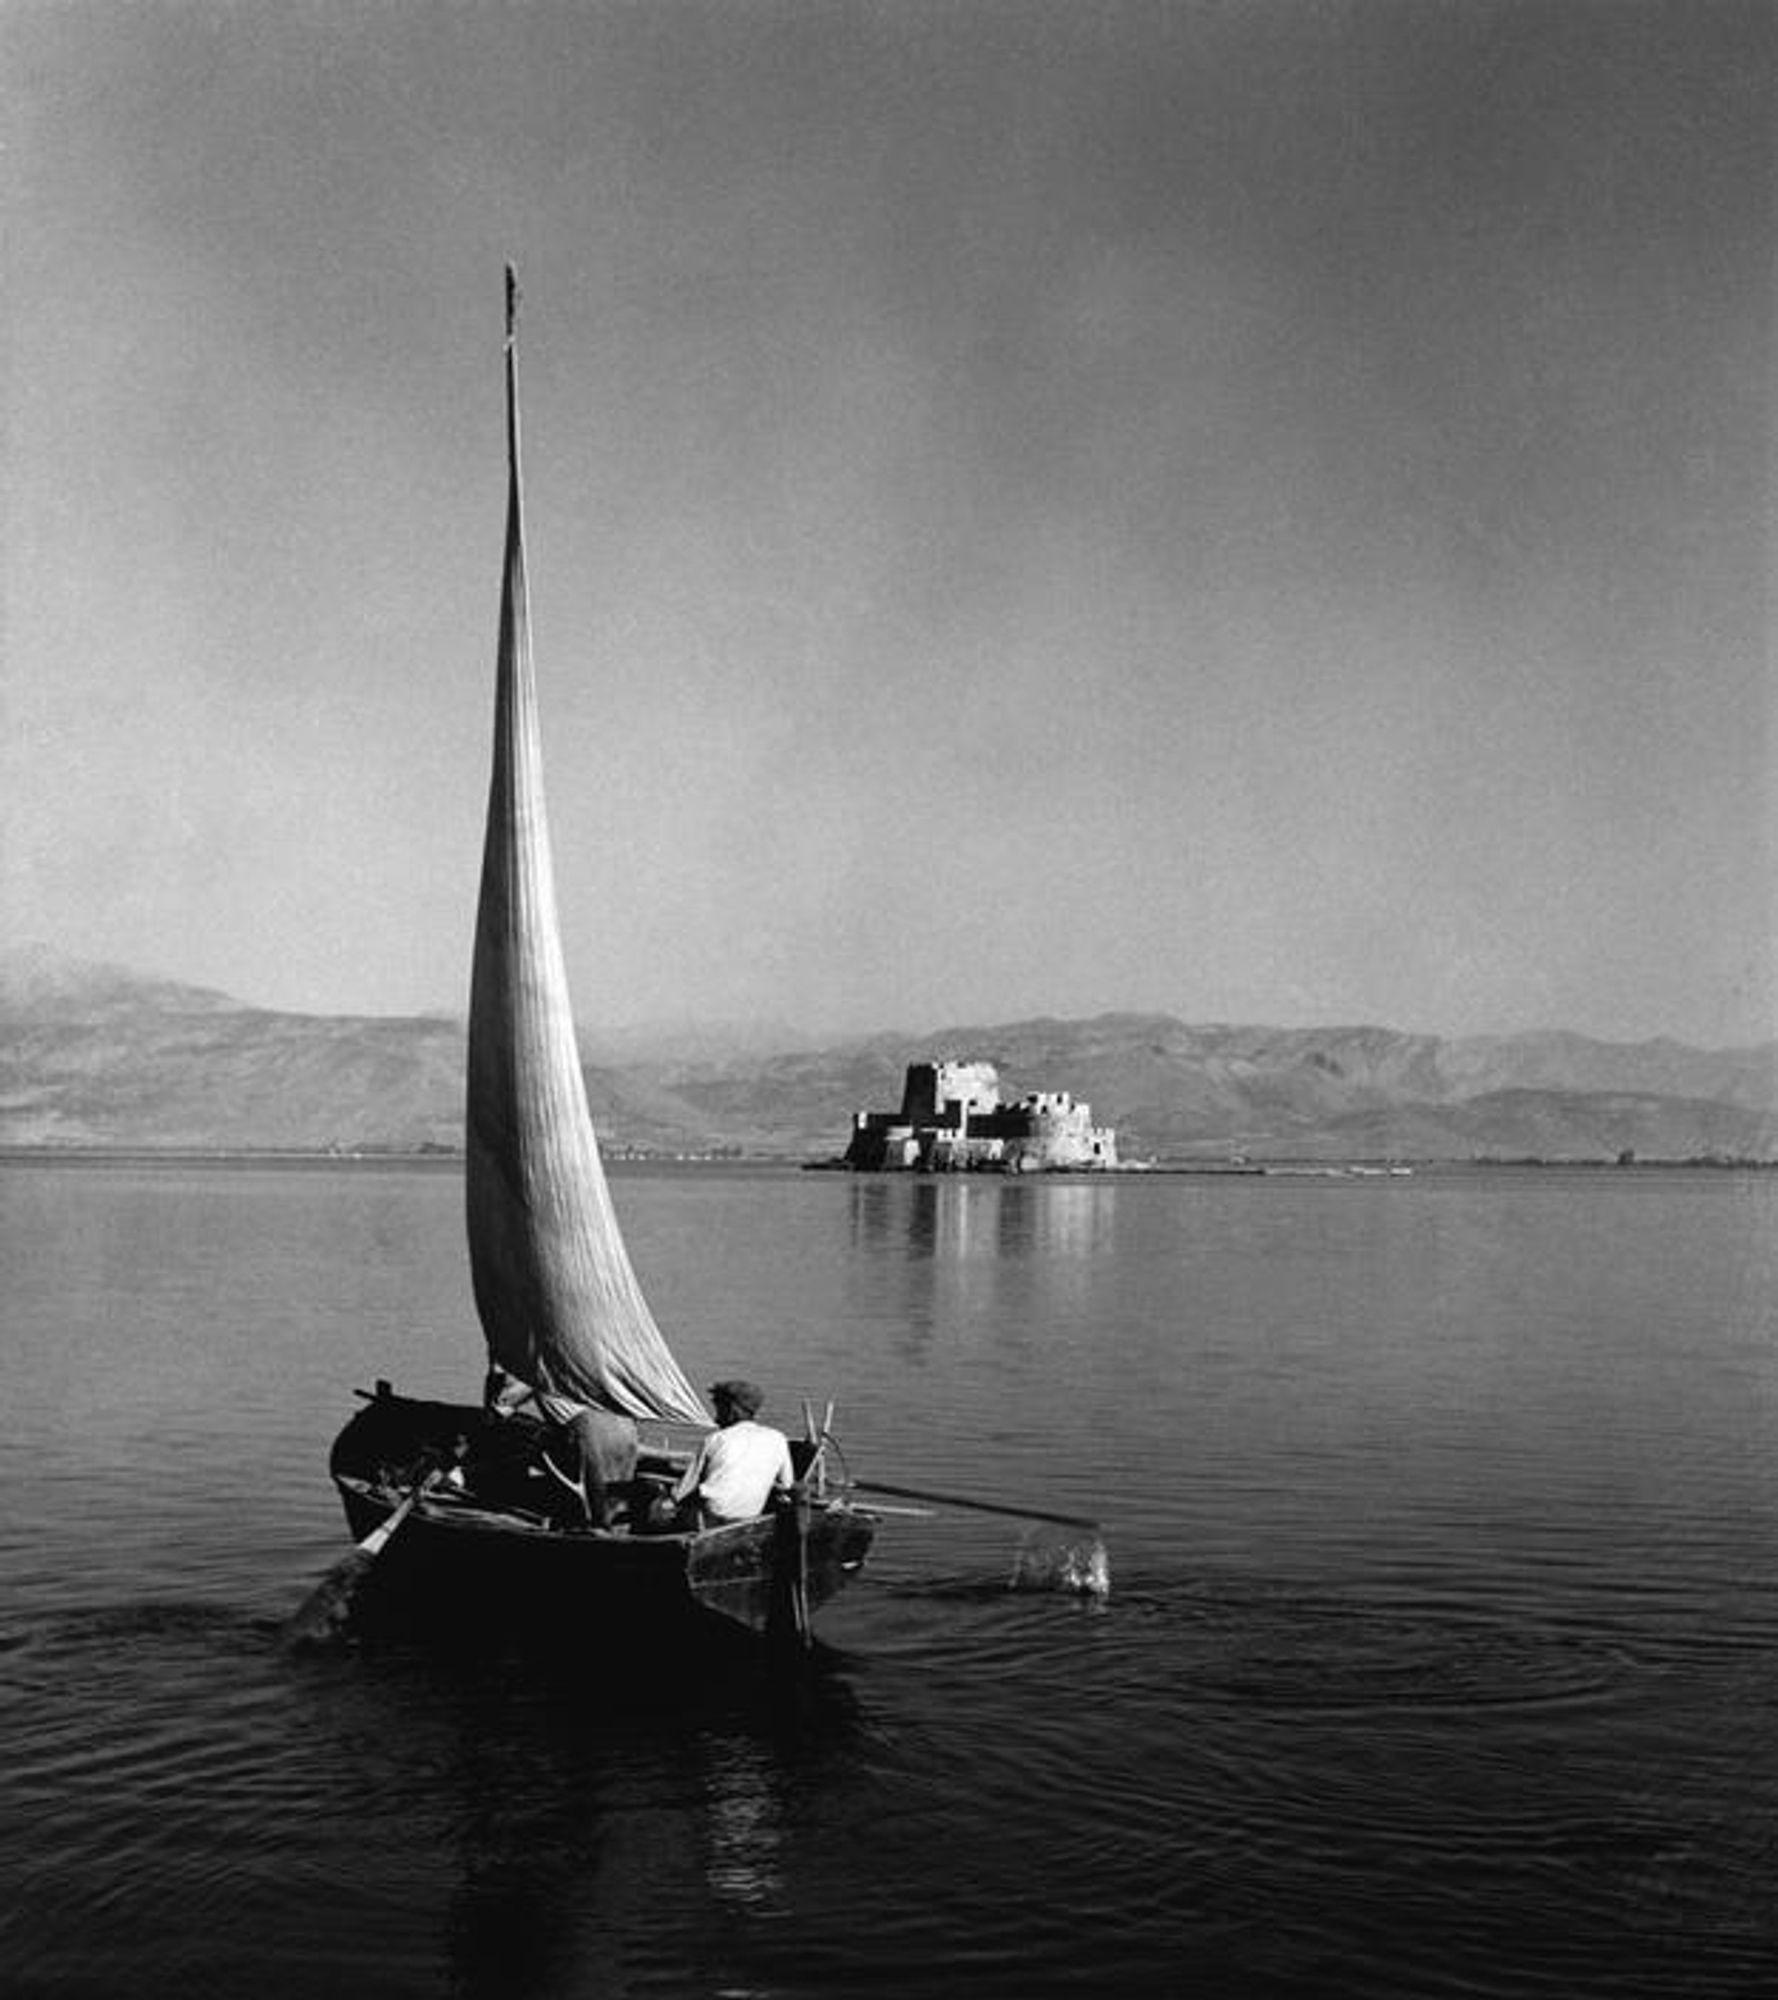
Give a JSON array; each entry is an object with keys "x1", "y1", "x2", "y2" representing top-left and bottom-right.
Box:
[{"x1": 328, "y1": 1387, "x2": 875, "y2": 1647}]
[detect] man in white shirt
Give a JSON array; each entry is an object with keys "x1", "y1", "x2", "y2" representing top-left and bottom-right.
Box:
[{"x1": 673, "y1": 1379, "x2": 795, "y2": 1526}]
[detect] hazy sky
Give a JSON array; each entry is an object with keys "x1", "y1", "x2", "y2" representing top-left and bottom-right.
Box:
[{"x1": 5, "y1": 1, "x2": 1772, "y2": 1044}]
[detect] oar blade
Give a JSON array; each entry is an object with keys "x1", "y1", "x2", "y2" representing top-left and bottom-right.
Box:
[
  {"x1": 282, "y1": 1471, "x2": 442, "y2": 1649},
  {"x1": 283, "y1": 1546, "x2": 380, "y2": 1650}
]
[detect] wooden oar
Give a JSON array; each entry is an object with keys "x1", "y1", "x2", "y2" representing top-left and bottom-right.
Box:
[
  {"x1": 354, "y1": 1468, "x2": 449, "y2": 1558},
  {"x1": 284, "y1": 1465, "x2": 451, "y2": 1646},
  {"x1": 849, "y1": 1478, "x2": 1099, "y2": 1533}
]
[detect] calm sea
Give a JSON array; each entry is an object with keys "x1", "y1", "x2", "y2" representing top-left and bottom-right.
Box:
[{"x1": 2, "y1": 1158, "x2": 1774, "y2": 1998}]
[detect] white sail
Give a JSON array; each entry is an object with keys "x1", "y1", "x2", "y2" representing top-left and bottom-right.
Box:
[{"x1": 464, "y1": 270, "x2": 708, "y2": 1426}]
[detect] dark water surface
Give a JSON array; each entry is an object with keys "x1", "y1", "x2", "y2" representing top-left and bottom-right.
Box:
[{"x1": 3, "y1": 1159, "x2": 1774, "y2": 1997}]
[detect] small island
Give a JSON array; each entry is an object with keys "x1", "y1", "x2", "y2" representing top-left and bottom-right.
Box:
[{"x1": 843, "y1": 1059, "x2": 1118, "y2": 1173}]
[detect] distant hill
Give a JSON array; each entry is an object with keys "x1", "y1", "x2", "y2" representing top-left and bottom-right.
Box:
[
  {"x1": 2, "y1": 949, "x2": 1773, "y2": 1161},
  {"x1": 0, "y1": 947, "x2": 464, "y2": 1153}
]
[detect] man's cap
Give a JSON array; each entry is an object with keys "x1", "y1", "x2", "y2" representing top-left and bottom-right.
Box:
[{"x1": 709, "y1": 1378, "x2": 764, "y2": 1417}]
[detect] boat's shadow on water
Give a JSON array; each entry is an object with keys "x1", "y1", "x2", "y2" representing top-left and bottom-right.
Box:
[
  {"x1": 277, "y1": 1595, "x2": 879, "y2": 1999},
  {"x1": 285, "y1": 1568, "x2": 875, "y2": 1725}
]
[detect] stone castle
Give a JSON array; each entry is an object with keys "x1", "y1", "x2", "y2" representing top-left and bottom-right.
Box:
[{"x1": 843, "y1": 1059, "x2": 1118, "y2": 1173}]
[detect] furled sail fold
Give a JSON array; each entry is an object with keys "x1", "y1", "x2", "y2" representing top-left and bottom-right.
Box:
[{"x1": 465, "y1": 271, "x2": 708, "y2": 1426}]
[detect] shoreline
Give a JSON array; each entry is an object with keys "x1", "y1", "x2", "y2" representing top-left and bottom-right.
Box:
[{"x1": 3, "y1": 1146, "x2": 1771, "y2": 1174}]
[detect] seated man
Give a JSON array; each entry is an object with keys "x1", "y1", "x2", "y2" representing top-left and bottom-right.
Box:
[
  {"x1": 671, "y1": 1379, "x2": 795, "y2": 1527},
  {"x1": 537, "y1": 1392, "x2": 640, "y2": 1531},
  {"x1": 453, "y1": 1364, "x2": 545, "y2": 1508},
  {"x1": 483, "y1": 1362, "x2": 537, "y2": 1419}
]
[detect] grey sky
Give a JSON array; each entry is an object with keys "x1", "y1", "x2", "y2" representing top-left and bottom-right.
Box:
[{"x1": 5, "y1": 1, "x2": 1772, "y2": 1043}]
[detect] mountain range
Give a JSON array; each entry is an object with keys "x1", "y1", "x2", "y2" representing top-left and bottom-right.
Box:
[{"x1": 3, "y1": 947, "x2": 1774, "y2": 1162}]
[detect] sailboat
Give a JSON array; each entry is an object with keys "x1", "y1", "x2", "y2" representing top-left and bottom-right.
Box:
[{"x1": 326, "y1": 271, "x2": 876, "y2": 1646}]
